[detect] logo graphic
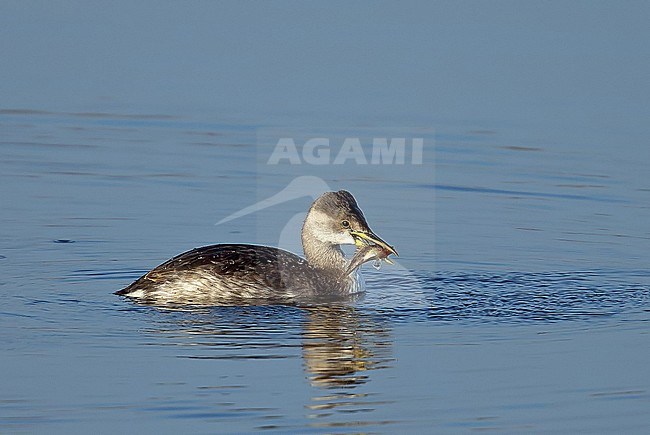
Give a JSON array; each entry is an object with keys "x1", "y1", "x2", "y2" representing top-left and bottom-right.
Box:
[{"x1": 216, "y1": 176, "x2": 330, "y2": 226}]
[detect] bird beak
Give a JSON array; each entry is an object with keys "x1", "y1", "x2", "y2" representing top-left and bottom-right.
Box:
[{"x1": 349, "y1": 229, "x2": 398, "y2": 257}]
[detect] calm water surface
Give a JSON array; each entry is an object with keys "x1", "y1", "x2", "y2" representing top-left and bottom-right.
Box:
[{"x1": 1, "y1": 110, "x2": 650, "y2": 433}]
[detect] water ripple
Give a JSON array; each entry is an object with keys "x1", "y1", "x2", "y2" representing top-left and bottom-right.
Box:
[
  {"x1": 364, "y1": 269, "x2": 650, "y2": 324},
  {"x1": 428, "y1": 183, "x2": 626, "y2": 203}
]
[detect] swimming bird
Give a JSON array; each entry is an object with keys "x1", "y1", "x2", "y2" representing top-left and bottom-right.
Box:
[{"x1": 116, "y1": 191, "x2": 396, "y2": 305}]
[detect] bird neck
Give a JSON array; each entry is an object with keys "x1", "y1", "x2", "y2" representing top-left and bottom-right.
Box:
[{"x1": 301, "y1": 232, "x2": 347, "y2": 273}]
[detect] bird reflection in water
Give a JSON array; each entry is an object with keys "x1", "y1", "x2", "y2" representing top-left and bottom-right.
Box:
[
  {"x1": 301, "y1": 305, "x2": 392, "y2": 388},
  {"x1": 139, "y1": 303, "x2": 394, "y2": 426}
]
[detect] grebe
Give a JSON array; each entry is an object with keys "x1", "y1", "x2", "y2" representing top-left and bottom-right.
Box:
[{"x1": 116, "y1": 191, "x2": 396, "y2": 305}]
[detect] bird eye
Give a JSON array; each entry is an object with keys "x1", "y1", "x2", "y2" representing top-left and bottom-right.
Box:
[{"x1": 341, "y1": 220, "x2": 350, "y2": 228}]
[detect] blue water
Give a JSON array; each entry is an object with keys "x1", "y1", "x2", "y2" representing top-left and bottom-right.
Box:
[
  {"x1": 2, "y1": 108, "x2": 649, "y2": 433},
  {"x1": 2, "y1": 2, "x2": 650, "y2": 433}
]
